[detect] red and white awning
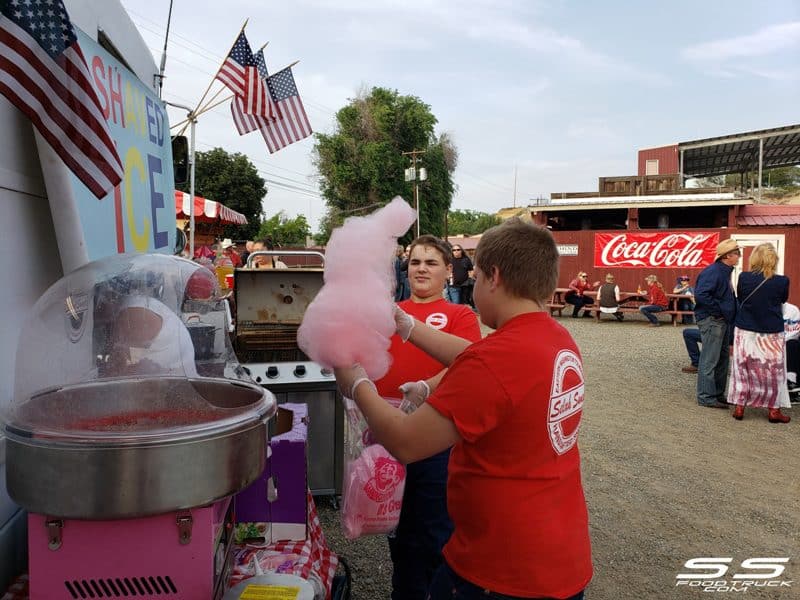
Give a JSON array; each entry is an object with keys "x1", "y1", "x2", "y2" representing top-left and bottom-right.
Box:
[{"x1": 174, "y1": 190, "x2": 248, "y2": 225}]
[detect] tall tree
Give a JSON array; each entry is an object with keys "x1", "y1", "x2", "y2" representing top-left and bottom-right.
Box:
[
  {"x1": 178, "y1": 147, "x2": 266, "y2": 239},
  {"x1": 447, "y1": 209, "x2": 501, "y2": 235},
  {"x1": 313, "y1": 87, "x2": 457, "y2": 244},
  {"x1": 258, "y1": 212, "x2": 311, "y2": 246}
]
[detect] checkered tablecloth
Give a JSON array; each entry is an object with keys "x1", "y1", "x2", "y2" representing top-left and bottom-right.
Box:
[{"x1": 229, "y1": 490, "x2": 339, "y2": 599}]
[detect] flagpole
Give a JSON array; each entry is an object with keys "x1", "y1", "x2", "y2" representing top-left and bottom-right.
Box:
[
  {"x1": 194, "y1": 94, "x2": 234, "y2": 118},
  {"x1": 274, "y1": 59, "x2": 300, "y2": 73},
  {"x1": 192, "y1": 18, "x2": 249, "y2": 116}
]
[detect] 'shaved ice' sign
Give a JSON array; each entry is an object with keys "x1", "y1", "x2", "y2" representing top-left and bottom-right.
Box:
[{"x1": 594, "y1": 232, "x2": 720, "y2": 268}]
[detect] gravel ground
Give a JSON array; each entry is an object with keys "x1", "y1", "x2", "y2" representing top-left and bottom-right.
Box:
[{"x1": 318, "y1": 312, "x2": 799, "y2": 599}]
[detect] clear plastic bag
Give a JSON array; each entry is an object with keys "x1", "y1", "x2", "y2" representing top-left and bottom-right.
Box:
[{"x1": 340, "y1": 397, "x2": 406, "y2": 539}]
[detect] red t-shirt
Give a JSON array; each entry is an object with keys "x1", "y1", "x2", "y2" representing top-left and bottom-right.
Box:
[
  {"x1": 427, "y1": 311, "x2": 592, "y2": 598},
  {"x1": 375, "y1": 298, "x2": 481, "y2": 399}
]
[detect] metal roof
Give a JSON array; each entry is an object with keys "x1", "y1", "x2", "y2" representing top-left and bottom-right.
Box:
[
  {"x1": 679, "y1": 124, "x2": 800, "y2": 178},
  {"x1": 736, "y1": 204, "x2": 800, "y2": 227},
  {"x1": 531, "y1": 193, "x2": 751, "y2": 212}
]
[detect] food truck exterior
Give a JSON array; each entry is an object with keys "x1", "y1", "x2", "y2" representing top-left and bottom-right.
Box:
[{"x1": 0, "y1": 1, "x2": 175, "y2": 589}]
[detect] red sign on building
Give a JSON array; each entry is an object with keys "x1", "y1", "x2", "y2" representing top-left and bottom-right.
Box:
[{"x1": 594, "y1": 232, "x2": 719, "y2": 269}]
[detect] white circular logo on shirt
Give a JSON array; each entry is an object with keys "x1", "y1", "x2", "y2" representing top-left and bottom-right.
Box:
[
  {"x1": 547, "y1": 349, "x2": 585, "y2": 455},
  {"x1": 425, "y1": 312, "x2": 449, "y2": 330}
]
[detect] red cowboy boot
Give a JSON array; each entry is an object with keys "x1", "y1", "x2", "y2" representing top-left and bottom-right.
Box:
[
  {"x1": 767, "y1": 408, "x2": 791, "y2": 424},
  {"x1": 732, "y1": 405, "x2": 744, "y2": 420}
]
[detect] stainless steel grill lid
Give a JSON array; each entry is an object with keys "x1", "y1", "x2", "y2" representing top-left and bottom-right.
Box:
[{"x1": 3, "y1": 253, "x2": 276, "y2": 519}]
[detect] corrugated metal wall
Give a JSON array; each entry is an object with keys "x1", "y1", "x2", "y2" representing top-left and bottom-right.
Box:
[
  {"x1": 553, "y1": 226, "x2": 800, "y2": 306},
  {"x1": 637, "y1": 145, "x2": 679, "y2": 176}
]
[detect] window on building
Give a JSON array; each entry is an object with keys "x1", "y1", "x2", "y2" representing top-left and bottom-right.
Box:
[{"x1": 645, "y1": 159, "x2": 659, "y2": 176}]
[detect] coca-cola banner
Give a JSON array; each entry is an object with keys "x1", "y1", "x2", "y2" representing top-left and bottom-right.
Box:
[{"x1": 594, "y1": 232, "x2": 720, "y2": 269}]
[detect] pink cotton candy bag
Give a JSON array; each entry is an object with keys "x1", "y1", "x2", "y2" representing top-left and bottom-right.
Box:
[{"x1": 340, "y1": 397, "x2": 406, "y2": 539}]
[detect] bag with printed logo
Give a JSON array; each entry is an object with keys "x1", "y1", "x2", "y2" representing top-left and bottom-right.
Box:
[{"x1": 340, "y1": 396, "x2": 406, "y2": 540}]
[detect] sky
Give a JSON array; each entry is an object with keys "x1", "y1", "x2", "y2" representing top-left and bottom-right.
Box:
[{"x1": 119, "y1": 0, "x2": 800, "y2": 233}]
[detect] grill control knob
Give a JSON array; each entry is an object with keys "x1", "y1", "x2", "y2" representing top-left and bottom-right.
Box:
[
  {"x1": 266, "y1": 366, "x2": 279, "y2": 379},
  {"x1": 294, "y1": 365, "x2": 307, "y2": 378}
]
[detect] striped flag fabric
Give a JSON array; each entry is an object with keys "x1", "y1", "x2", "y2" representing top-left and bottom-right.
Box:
[
  {"x1": 0, "y1": 0, "x2": 123, "y2": 199},
  {"x1": 259, "y1": 67, "x2": 312, "y2": 153},
  {"x1": 230, "y1": 47, "x2": 270, "y2": 135},
  {"x1": 215, "y1": 31, "x2": 275, "y2": 119}
]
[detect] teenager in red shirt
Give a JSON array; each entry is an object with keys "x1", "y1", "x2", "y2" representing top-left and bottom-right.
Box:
[
  {"x1": 639, "y1": 274, "x2": 669, "y2": 327},
  {"x1": 376, "y1": 235, "x2": 481, "y2": 600},
  {"x1": 336, "y1": 219, "x2": 592, "y2": 599}
]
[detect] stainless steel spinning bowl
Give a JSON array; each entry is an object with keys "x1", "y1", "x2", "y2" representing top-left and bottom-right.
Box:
[{"x1": 4, "y1": 377, "x2": 276, "y2": 519}]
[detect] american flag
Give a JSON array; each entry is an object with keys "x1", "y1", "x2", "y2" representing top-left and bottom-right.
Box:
[
  {"x1": 216, "y1": 31, "x2": 275, "y2": 119},
  {"x1": 260, "y1": 67, "x2": 312, "y2": 153},
  {"x1": 230, "y1": 48, "x2": 272, "y2": 135},
  {"x1": 0, "y1": 0, "x2": 123, "y2": 199}
]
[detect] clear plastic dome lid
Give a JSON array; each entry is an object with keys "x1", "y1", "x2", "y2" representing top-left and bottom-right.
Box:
[{"x1": 3, "y1": 253, "x2": 273, "y2": 443}]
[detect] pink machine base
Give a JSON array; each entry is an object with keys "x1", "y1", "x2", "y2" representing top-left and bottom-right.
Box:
[{"x1": 27, "y1": 498, "x2": 233, "y2": 600}]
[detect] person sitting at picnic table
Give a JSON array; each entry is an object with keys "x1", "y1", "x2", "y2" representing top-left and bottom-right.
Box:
[
  {"x1": 672, "y1": 275, "x2": 695, "y2": 325},
  {"x1": 638, "y1": 274, "x2": 669, "y2": 327},
  {"x1": 598, "y1": 273, "x2": 624, "y2": 321},
  {"x1": 565, "y1": 270, "x2": 599, "y2": 318}
]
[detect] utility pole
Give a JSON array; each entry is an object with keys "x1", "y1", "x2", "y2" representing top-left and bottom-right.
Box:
[
  {"x1": 513, "y1": 165, "x2": 518, "y2": 208},
  {"x1": 403, "y1": 149, "x2": 427, "y2": 237}
]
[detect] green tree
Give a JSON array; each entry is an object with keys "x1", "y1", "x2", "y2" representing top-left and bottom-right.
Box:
[
  {"x1": 178, "y1": 147, "x2": 266, "y2": 239},
  {"x1": 447, "y1": 209, "x2": 501, "y2": 235},
  {"x1": 722, "y1": 166, "x2": 800, "y2": 190},
  {"x1": 313, "y1": 87, "x2": 457, "y2": 244},
  {"x1": 258, "y1": 212, "x2": 311, "y2": 246}
]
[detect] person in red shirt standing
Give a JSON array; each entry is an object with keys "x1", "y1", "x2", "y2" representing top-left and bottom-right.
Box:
[
  {"x1": 375, "y1": 234, "x2": 481, "y2": 600},
  {"x1": 335, "y1": 219, "x2": 592, "y2": 600},
  {"x1": 638, "y1": 274, "x2": 669, "y2": 327}
]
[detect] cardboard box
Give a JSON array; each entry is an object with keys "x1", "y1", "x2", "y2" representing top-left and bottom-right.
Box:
[{"x1": 234, "y1": 403, "x2": 308, "y2": 544}]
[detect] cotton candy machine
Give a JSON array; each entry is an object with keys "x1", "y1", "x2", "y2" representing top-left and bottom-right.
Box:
[{"x1": 1, "y1": 254, "x2": 277, "y2": 599}]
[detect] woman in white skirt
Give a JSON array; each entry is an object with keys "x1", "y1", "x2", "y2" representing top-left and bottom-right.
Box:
[{"x1": 728, "y1": 243, "x2": 791, "y2": 423}]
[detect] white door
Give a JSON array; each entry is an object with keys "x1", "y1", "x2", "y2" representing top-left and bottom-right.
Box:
[{"x1": 729, "y1": 233, "x2": 786, "y2": 289}]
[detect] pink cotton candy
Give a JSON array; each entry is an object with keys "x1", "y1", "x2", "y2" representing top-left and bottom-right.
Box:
[
  {"x1": 341, "y1": 443, "x2": 406, "y2": 540},
  {"x1": 297, "y1": 196, "x2": 416, "y2": 379}
]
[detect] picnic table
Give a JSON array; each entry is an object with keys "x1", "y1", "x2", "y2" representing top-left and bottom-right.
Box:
[{"x1": 547, "y1": 288, "x2": 694, "y2": 326}]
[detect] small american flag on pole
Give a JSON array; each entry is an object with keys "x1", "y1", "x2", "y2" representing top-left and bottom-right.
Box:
[
  {"x1": 260, "y1": 67, "x2": 312, "y2": 153},
  {"x1": 0, "y1": 0, "x2": 123, "y2": 199},
  {"x1": 216, "y1": 31, "x2": 275, "y2": 119}
]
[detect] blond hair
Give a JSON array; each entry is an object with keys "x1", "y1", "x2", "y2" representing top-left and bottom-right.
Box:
[
  {"x1": 645, "y1": 274, "x2": 664, "y2": 290},
  {"x1": 475, "y1": 218, "x2": 558, "y2": 302},
  {"x1": 749, "y1": 243, "x2": 778, "y2": 279}
]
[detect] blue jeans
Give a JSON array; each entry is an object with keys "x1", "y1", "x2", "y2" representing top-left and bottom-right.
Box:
[
  {"x1": 697, "y1": 317, "x2": 730, "y2": 406},
  {"x1": 683, "y1": 328, "x2": 701, "y2": 367},
  {"x1": 428, "y1": 562, "x2": 586, "y2": 600},
  {"x1": 565, "y1": 293, "x2": 593, "y2": 317},
  {"x1": 639, "y1": 304, "x2": 664, "y2": 324},
  {"x1": 446, "y1": 285, "x2": 461, "y2": 304},
  {"x1": 390, "y1": 449, "x2": 453, "y2": 600},
  {"x1": 677, "y1": 298, "x2": 694, "y2": 324}
]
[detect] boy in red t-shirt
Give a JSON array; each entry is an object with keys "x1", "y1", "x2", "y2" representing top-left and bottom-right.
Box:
[
  {"x1": 335, "y1": 218, "x2": 592, "y2": 599},
  {"x1": 376, "y1": 234, "x2": 480, "y2": 600}
]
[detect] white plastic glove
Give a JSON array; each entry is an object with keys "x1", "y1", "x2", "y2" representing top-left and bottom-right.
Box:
[
  {"x1": 398, "y1": 380, "x2": 430, "y2": 408},
  {"x1": 394, "y1": 305, "x2": 415, "y2": 342},
  {"x1": 334, "y1": 365, "x2": 377, "y2": 399}
]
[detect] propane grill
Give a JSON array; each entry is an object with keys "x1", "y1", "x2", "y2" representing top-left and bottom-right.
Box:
[{"x1": 234, "y1": 252, "x2": 343, "y2": 496}]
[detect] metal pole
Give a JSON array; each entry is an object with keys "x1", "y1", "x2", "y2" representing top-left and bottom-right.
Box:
[
  {"x1": 188, "y1": 116, "x2": 197, "y2": 258},
  {"x1": 164, "y1": 100, "x2": 197, "y2": 257},
  {"x1": 758, "y1": 137, "x2": 763, "y2": 201},
  {"x1": 415, "y1": 179, "x2": 420, "y2": 237}
]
